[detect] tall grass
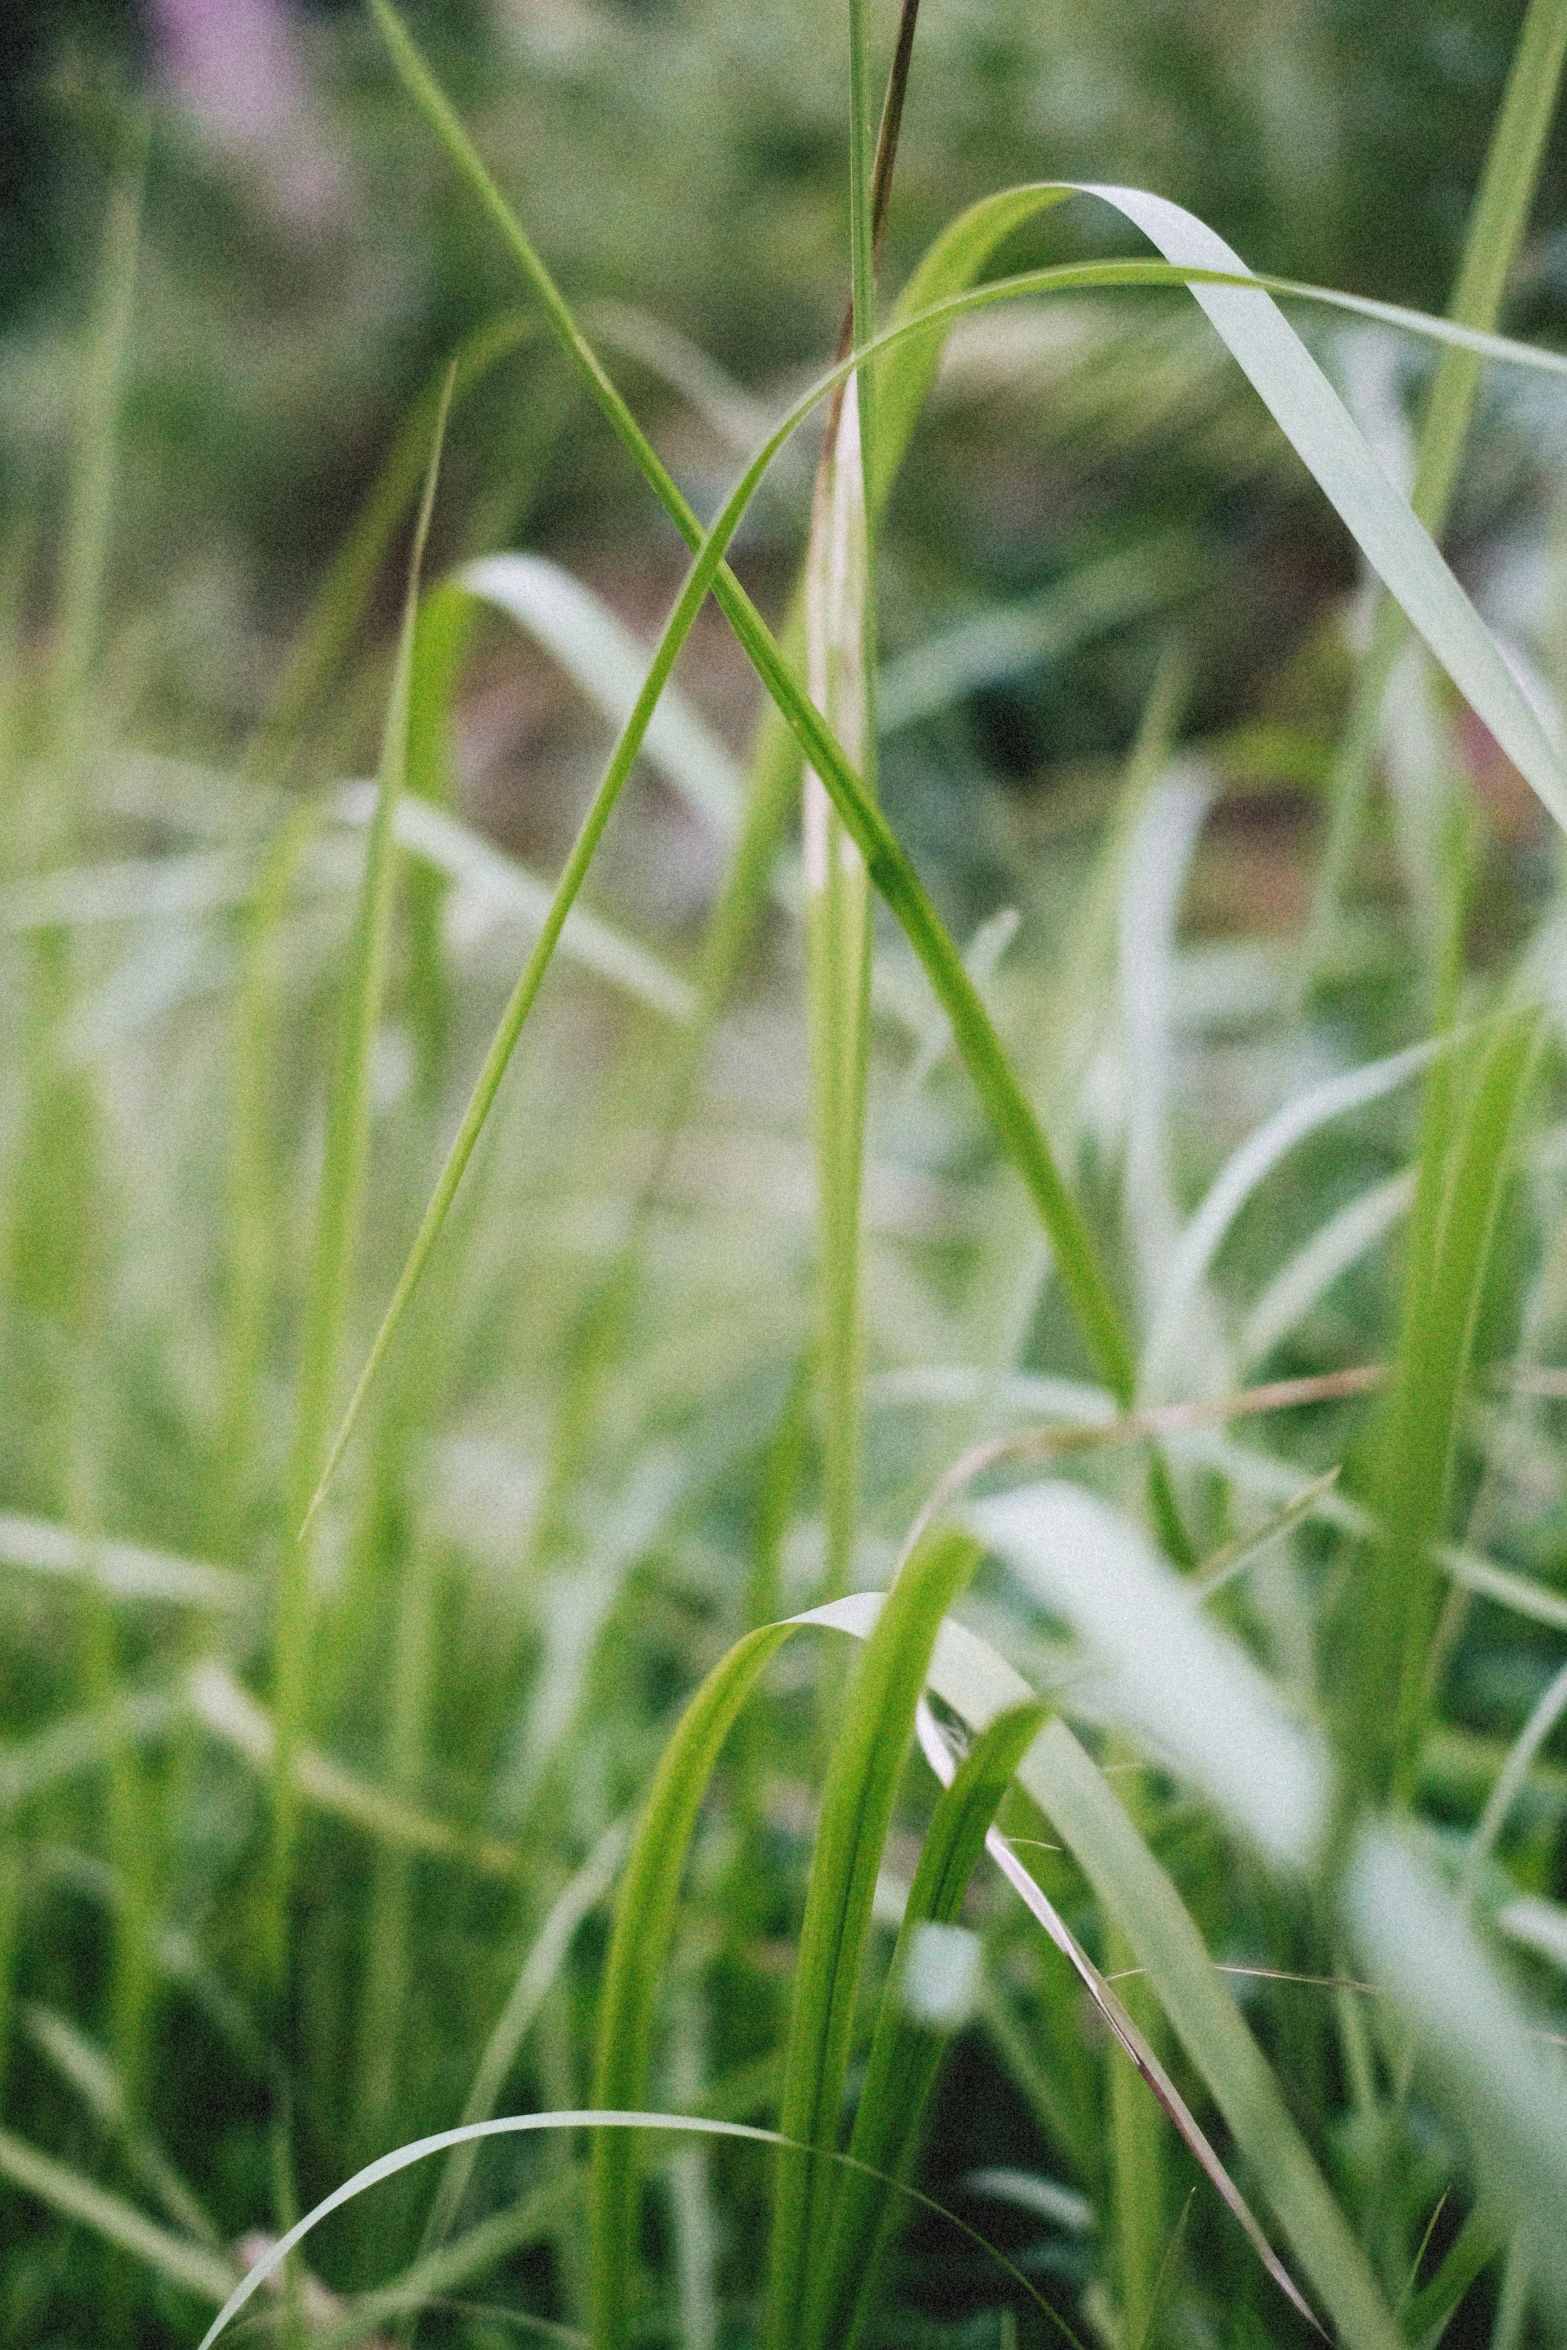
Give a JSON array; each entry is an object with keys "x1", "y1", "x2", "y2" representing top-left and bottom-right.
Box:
[{"x1": 4, "y1": 3, "x2": 1567, "y2": 2347}]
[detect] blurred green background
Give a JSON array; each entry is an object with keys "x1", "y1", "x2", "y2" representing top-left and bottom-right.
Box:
[{"x1": 7, "y1": 0, "x2": 1567, "y2": 816}]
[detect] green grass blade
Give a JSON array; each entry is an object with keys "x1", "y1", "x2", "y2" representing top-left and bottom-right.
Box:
[
  {"x1": 813, "y1": 1700, "x2": 1046, "y2": 2350},
  {"x1": 1340, "y1": 1008, "x2": 1541, "y2": 1815},
  {"x1": 766, "y1": 1529, "x2": 982, "y2": 2350},
  {"x1": 1142, "y1": 1034, "x2": 1442, "y2": 1399},
  {"x1": 1302, "y1": 0, "x2": 1567, "y2": 981},
  {"x1": 48, "y1": 134, "x2": 145, "y2": 790},
  {"x1": 805, "y1": 392, "x2": 875, "y2": 1597},
  {"x1": 0, "y1": 2125, "x2": 238, "y2": 2305},
  {"x1": 257, "y1": 312, "x2": 540, "y2": 762},
  {"x1": 589, "y1": 1623, "x2": 796, "y2": 2350},
  {"x1": 460, "y1": 553, "x2": 744, "y2": 840}
]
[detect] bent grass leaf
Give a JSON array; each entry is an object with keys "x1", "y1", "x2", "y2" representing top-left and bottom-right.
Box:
[
  {"x1": 968, "y1": 1481, "x2": 1330, "y2": 1872},
  {"x1": 201, "y1": 2110, "x2": 1055, "y2": 2350}
]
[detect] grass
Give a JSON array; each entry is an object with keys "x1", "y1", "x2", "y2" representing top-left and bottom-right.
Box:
[{"x1": 4, "y1": 0, "x2": 1567, "y2": 2346}]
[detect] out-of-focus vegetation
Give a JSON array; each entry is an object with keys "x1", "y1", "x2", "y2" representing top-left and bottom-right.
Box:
[{"x1": 3, "y1": 2, "x2": 1567, "y2": 2347}]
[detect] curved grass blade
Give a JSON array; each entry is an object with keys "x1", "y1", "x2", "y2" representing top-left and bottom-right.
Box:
[
  {"x1": 257, "y1": 312, "x2": 540, "y2": 760},
  {"x1": 968, "y1": 1481, "x2": 1330, "y2": 1871},
  {"x1": 1142, "y1": 1035, "x2": 1441, "y2": 1399},
  {"x1": 589, "y1": 1622, "x2": 797, "y2": 2350},
  {"x1": 812, "y1": 1700, "x2": 1047, "y2": 2350},
  {"x1": 336, "y1": 783, "x2": 695, "y2": 1020},
  {"x1": 1302, "y1": 0, "x2": 1567, "y2": 984},
  {"x1": 201, "y1": 2111, "x2": 1060, "y2": 2350},
  {"x1": 461, "y1": 553, "x2": 744, "y2": 840},
  {"x1": 911, "y1": 1699, "x2": 1327, "y2": 2340}
]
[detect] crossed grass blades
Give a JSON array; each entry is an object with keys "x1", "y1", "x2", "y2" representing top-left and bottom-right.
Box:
[{"x1": 5, "y1": 0, "x2": 1567, "y2": 2346}]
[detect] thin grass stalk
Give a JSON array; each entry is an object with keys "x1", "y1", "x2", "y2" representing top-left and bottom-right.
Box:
[
  {"x1": 1300, "y1": 0, "x2": 1567, "y2": 989},
  {"x1": 268, "y1": 380, "x2": 453, "y2": 1986},
  {"x1": 47, "y1": 138, "x2": 144, "y2": 799},
  {"x1": 218, "y1": 807, "x2": 320, "y2": 1550}
]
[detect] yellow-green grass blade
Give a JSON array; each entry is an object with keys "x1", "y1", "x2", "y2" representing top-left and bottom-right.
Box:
[
  {"x1": 1338, "y1": 1008, "x2": 1542, "y2": 1816},
  {"x1": 765, "y1": 1531, "x2": 983, "y2": 2350},
  {"x1": 1302, "y1": 0, "x2": 1567, "y2": 985},
  {"x1": 813, "y1": 1701, "x2": 1047, "y2": 2350}
]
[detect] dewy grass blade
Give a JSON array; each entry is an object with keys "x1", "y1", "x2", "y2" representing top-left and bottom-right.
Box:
[
  {"x1": 270, "y1": 374, "x2": 454, "y2": 1973},
  {"x1": 811, "y1": 1700, "x2": 1046, "y2": 2350},
  {"x1": 1301, "y1": 0, "x2": 1567, "y2": 986}
]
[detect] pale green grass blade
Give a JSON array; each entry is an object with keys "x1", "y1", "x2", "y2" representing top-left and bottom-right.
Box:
[
  {"x1": 313, "y1": 2173, "x2": 581, "y2": 2350},
  {"x1": 1494, "y1": 1895, "x2": 1567, "y2": 1973},
  {"x1": 424, "y1": 1818, "x2": 627, "y2": 2254},
  {"x1": 590, "y1": 1622, "x2": 796, "y2": 2350},
  {"x1": 1349, "y1": 1828, "x2": 1567, "y2": 2323},
  {"x1": 804, "y1": 386, "x2": 874, "y2": 1597},
  {"x1": 878, "y1": 530, "x2": 1199, "y2": 736},
  {"x1": 1303, "y1": 0, "x2": 1567, "y2": 981},
  {"x1": 969, "y1": 1482, "x2": 1329, "y2": 1870},
  {"x1": 200, "y1": 2110, "x2": 1052, "y2": 2350},
  {"x1": 909, "y1": 1687, "x2": 1320, "y2": 2334},
  {"x1": 766, "y1": 1530, "x2": 982, "y2": 2350},
  {"x1": 1239, "y1": 1173, "x2": 1413, "y2": 1370},
  {"x1": 814, "y1": 1700, "x2": 1046, "y2": 2350},
  {"x1": 1460, "y1": 1658, "x2": 1567, "y2": 1903},
  {"x1": 48, "y1": 135, "x2": 144, "y2": 789},
  {"x1": 460, "y1": 553, "x2": 744, "y2": 839},
  {"x1": 23, "y1": 2003, "x2": 219, "y2": 2245},
  {"x1": 1011, "y1": 1722, "x2": 1399, "y2": 2350},
  {"x1": 186, "y1": 1661, "x2": 521, "y2": 1880},
  {"x1": 1142, "y1": 1036, "x2": 1441, "y2": 1400},
  {"x1": 0, "y1": 1511, "x2": 249, "y2": 1612},
  {"x1": 335, "y1": 782, "x2": 695, "y2": 1019},
  {"x1": 0, "y1": 1693, "x2": 177, "y2": 1824},
  {"x1": 0, "y1": 2125, "x2": 238, "y2": 2305},
  {"x1": 1190, "y1": 1468, "x2": 1343, "y2": 1603}
]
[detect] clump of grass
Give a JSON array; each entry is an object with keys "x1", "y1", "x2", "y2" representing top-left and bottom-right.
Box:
[{"x1": 5, "y1": 3, "x2": 1567, "y2": 2348}]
